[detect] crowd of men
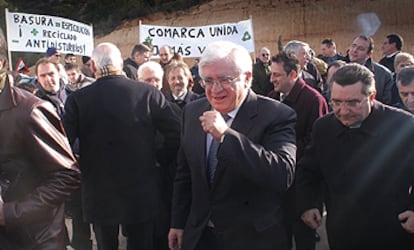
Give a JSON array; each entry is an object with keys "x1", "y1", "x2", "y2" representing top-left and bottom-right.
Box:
[{"x1": 0, "y1": 32, "x2": 414, "y2": 250}]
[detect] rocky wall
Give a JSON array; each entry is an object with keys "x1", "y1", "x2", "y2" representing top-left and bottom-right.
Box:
[{"x1": 96, "y1": 0, "x2": 413, "y2": 62}]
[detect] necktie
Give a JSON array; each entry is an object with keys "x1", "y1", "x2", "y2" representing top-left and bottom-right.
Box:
[
  {"x1": 175, "y1": 99, "x2": 186, "y2": 109},
  {"x1": 206, "y1": 114, "x2": 230, "y2": 184}
]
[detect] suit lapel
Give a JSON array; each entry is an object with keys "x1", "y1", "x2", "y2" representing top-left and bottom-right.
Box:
[
  {"x1": 230, "y1": 90, "x2": 258, "y2": 135},
  {"x1": 191, "y1": 100, "x2": 212, "y2": 187}
]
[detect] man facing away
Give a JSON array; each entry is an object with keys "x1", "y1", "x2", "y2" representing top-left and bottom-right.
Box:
[
  {"x1": 81, "y1": 56, "x2": 95, "y2": 78},
  {"x1": 0, "y1": 59, "x2": 80, "y2": 249},
  {"x1": 168, "y1": 40, "x2": 297, "y2": 250},
  {"x1": 296, "y1": 63, "x2": 414, "y2": 250},
  {"x1": 63, "y1": 42, "x2": 181, "y2": 250},
  {"x1": 283, "y1": 40, "x2": 324, "y2": 93},
  {"x1": 379, "y1": 33, "x2": 403, "y2": 73}
]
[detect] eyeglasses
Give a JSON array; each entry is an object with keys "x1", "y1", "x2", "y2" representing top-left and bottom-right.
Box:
[
  {"x1": 144, "y1": 77, "x2": 161, "y2": 83},
  {"x1": 200, "y1": 74, "x2": 242, "y2": 88},
  {"x1": 262, "y1": 53, "x2": 270, "y2": 57},
  {"x1": 330, "y1": 97, "x2": 368, "y2": 109}
]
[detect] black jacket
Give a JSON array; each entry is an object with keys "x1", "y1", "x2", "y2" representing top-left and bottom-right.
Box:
[
  {"x1": 64, "y1": 75, "x2": 181, "y2": 224},
  {"x1": 297, "y1": 101, "x2": 414, "y2": 249}
]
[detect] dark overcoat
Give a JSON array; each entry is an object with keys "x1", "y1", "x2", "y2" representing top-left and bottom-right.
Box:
[
  {"x1": 64, "y1": 75, "x2": 181, "y2": 224},
  {"x1": 296, "y1": 101, "x2": 414, "y2": 250}
]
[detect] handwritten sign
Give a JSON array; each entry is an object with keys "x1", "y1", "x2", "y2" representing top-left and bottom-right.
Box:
[
  {"x1": 6, "y1": 10, "x2": 94, "y2": 55},
  {"x1": 140, "y1": 19, "x2": 255, "y2": 58}
]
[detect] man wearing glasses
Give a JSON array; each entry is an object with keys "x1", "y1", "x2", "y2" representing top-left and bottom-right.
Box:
[
  {"x1": 168, "y1": 41, "x2": 297, "y2": 250},
  {"x1": 296, "y1": 63, "x2": 414, "y2": 250},
  {"x1": 252, "y1": 47, "x2": 273, "y2": 95}
]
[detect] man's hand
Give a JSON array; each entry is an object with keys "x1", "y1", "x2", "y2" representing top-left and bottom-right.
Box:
[
  {"x1": 399, "y1": 210, "x2": 414, "y2": 234},
  {"x1": 168, "y1": 228, "x2": 184, "y2": 250},
  {"x1": 199, "y1": 111, "x2": 229, "y2": 141},
  {"x1": 301, "y1": 208, "x2": 322, "y2": 230}
]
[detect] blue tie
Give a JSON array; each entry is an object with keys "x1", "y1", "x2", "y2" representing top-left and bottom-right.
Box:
[{"x1": 206, "y1": 114, "x2": 230, "y2": 184}]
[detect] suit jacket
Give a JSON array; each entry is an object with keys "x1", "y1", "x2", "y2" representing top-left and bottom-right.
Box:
[
  {"x1": 379, "y1": 53, "x2": 398, "y2": 73},
  {"x1": 252, "y1": 60, "x2": 273, "y2": 96},
  {"x1": 0, "y1": 79, "x2": 80, "y2": 250},
  {"x1": 296, "y1": 101, "x2": 414, "y2": 250},
  {"x1": 171, "y1": 90, "x2": 297, "y2": 249},
  {"x1": 165, "y1": 90, "x2": 200, "y2": 110},
  {"x1": 63, "y1": 75, "x2": 181, "y2": 224},
  {"x1": 122, "y1": 57, "x2": 139, "y2": 80},
  {"x1": 320, "y1": 53, "x2": 346, "y2": 65},
  {"x1": 365, "y1": 58, "x2": 394, "y2": 105}
]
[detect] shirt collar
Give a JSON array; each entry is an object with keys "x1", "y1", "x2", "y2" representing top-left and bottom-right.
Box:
[
  {"x1": 385, "y1": 51, "x2": 400, "y2": 58},
  {"x1": 172, "y1": 89, "x2": 188, "y2": 100}
]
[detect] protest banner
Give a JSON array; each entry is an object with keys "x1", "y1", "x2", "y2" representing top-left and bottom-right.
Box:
[
  {"x1": 139, "y1": 18, "x2": 254, "y2": 58},
  {"x1": 5, "y1": 9, "x2": 94, "y2": 57}
]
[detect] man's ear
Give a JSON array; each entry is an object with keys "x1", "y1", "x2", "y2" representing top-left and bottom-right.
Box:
[
  {"x1": 90, "y1": 60, "x2": 97, "y2": 73},
  {"x1": 289, "y1": 70, "x2": 298, "y2": 80},
  {"x1": 369, "y1": 90, "x2": 377, "y2": 103},
  {"x1": 244, "y1": 72, "x2": 253, "y2": 88}
]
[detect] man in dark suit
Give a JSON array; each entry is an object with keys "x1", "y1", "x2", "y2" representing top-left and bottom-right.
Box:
[
  {"x1": 63, "y1": 42, "x2": 181, "y2": 250},
  {"x1": 123, "y1": 43, "x2": 152, "y2": 80},
  {"x1": 252, "y1": 47, "x2": 273, "y2": 96},
  {"x1": 379, "y1": 34, "x2": 403, "y2": 73},
  {"x1": 347, "y1": 35, "x2": 393, "y2": 105},
  {"x1": 164, "y1": 61, "x2": 199, "y2": 110},
  {"x1": 168, "y1": 41, "x2": 297, "y2": 250},
  {"x1": 296, "y1": 63, "x2": 414, "y2": 250}
]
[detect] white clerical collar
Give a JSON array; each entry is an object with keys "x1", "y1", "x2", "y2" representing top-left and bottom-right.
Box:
[
  {"x1": 172, "y1": 90, "x2": 188, "y2": 101},
  {"x1": 385, "y1": 51, "x2": 399, "y2": 58}
]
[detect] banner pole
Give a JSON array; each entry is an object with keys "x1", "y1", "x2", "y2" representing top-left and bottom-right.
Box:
[
  {"x1": 5, "y1": 8, "x2": 12, "y2": 70},
  {"x1": 138, "y1": 19, "x2": 142, "y2": 44},
  {"x1": 91, "y1": 23, "x2": 94, "y2": 52},
  {"x1": 249, "y1": 15, "x2": 256, "y2": 63}
]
